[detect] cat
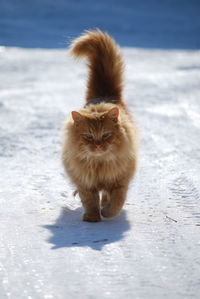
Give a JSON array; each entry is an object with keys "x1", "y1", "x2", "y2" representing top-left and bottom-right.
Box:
[{"x1": 62, "y1": 29, "x2": 138, "y2": 222}]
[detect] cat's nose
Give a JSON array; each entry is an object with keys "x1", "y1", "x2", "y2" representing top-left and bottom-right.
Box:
[{"x1": 95, "y1": 144, "x2": 103, "y2": 151}]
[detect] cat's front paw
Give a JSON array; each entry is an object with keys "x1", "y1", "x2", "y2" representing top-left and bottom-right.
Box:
[
  {"x1": 83, "y1": 213, "x2": 101, "y2": 222},
  {"x1": 101, "y1": 206, "x2": 119, "y2": 218}
]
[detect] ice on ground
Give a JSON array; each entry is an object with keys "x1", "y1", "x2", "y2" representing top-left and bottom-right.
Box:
[{"x1": 0, "y1": 47, "x2": 200, "y2": 299}]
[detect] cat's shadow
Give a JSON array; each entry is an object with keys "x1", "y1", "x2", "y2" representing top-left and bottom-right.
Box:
[{"x1": 43, "y1": 206, "x2": 130, "y2": 251}]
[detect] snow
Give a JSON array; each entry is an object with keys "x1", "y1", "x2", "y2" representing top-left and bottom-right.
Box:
[{"x1": 0, "y1": 46, "x2": 200, "y2": 299}]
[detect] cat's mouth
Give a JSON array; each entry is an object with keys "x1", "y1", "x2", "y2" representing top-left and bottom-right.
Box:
[
  {"x1": 94, "y1": 146, "x2": 104, "y2": 152},
  {"x1": 93, "y1": 149, "x2": 105, "y2": 155},
  {"x1": 92, "y1": 146, "x2": 107, "y2": 156},
  {"x1": 83, "y1": 145, "x2": 110, "y2": 157}
]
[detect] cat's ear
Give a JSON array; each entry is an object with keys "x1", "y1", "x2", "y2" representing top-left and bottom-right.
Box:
[
  {"x1": 71, "y1": 111, "x2": 84, "y2": 122},
  {"x1": 107, "y1": 107, "x2": 119, "y2": 122}
]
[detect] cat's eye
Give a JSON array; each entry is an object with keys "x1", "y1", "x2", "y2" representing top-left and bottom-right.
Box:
[
  {"x1": 102, "y1": 132, "x2": 111, "y2": 139},
  {"x1": 83, "y1": 134, "x2": 93, "y2": 140}
]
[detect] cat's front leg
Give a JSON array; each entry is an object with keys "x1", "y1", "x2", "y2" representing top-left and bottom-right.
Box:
[
  {"x1": 101, "y1": 185, "x2": 128, "y2": 218},
  {"x1": 78, "y1": 188, "x2": 101, "y2": 222}
]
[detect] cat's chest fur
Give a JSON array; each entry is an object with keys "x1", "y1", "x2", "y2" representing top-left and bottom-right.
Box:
[{"x1": 73, "y1": 155, "x2": 128, "y2": 189}]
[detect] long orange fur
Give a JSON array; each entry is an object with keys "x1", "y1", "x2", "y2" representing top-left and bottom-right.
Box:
[{"x1": 62, "y1": 30, "x2": 138, "y2": 222}]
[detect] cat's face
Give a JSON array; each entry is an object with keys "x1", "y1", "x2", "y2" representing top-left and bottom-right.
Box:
[{"x1": 72, "y1": 107, "x2": 121, "y2": 156}]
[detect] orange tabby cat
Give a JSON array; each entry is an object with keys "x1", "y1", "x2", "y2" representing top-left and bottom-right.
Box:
[{"x1": 62, "y1": 30, "x2": 138, "y2": 222}]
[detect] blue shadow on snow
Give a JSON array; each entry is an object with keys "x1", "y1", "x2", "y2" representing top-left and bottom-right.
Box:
[
  {"x1": 43, "y1": 206, "x2": 130, "y2": 251},
  {"x1": 0, "y1": 0, "x2": 200, "y2": 49}
]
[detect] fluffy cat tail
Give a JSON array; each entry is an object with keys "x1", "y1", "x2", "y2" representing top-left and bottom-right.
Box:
[{"x1": 70, "y1": 29, "x2": 124, "y2": 103}]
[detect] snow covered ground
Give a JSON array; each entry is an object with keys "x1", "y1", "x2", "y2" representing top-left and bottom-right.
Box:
[{"x1": 0, "y1": 45, "x2": 200, "y2": 299}]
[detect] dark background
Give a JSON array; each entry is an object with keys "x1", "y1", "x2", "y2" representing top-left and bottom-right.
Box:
[{"x1": 0, "y1": 0, "x2": 200, "y2": 49}]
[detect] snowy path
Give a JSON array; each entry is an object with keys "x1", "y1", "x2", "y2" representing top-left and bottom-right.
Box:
[{"x1": 0, "y1": 47, "x2": 200, "y2": 299}]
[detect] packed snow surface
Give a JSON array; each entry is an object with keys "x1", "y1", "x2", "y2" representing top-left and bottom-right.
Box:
[{"x1": 0, "y1": 46, "x2": 200, "y2": 299}]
